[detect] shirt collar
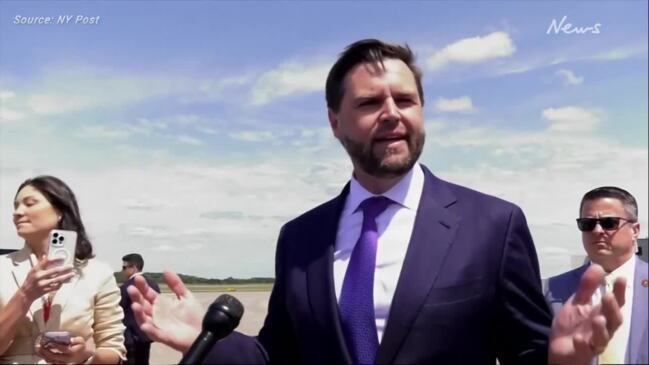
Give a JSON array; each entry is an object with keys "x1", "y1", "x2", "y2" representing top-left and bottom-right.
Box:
[
  {"x1": 346, "y1": 164, "x2": 424, "y2": 215},
  {"x1": 590, "y1": 255, "x2": 636, "y2": 287},
  {"x1": 606, "y1": 255, "x2": 636, "y2": 287},
  {"x1": 129, "y1": 272, "x2": 144, "y2": 280}
]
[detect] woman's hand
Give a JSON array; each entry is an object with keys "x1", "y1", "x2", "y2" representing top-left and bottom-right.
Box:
[
  {"x1": 20, "y1": 255, "x2": 75, "y2": 303},
  {"x1": 36, "y1": 336, "x2": 94, "y2": 364}
]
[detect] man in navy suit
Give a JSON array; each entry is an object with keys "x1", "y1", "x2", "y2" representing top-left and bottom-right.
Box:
[
  {"x1": 128, "y1": 39, "x2": 624, "y2": 364},
  {"x1": 545, "y1": 187, "x2": 648, "y2": 364},
  {"x1": 120, "y1": 253, "x2": 160, "y2": 365}
]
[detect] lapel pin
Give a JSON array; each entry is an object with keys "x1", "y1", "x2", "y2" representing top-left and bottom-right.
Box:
[{"x1": 642, "y1": 279, "x2": 649, "y2": 288}]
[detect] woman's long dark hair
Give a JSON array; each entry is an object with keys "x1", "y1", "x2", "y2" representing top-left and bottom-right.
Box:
[{"x1": 16, "y1": 175, "x2": 94, "y2": 260}]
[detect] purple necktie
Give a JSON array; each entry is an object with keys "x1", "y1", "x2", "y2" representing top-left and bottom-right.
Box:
[{"x1": 339, "y1": 196, "x2": 393, "y2": 364}]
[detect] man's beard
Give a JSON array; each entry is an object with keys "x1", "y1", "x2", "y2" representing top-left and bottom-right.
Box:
[{"x1": 341, "y1": 132, "x2": 425, "y2": 178}]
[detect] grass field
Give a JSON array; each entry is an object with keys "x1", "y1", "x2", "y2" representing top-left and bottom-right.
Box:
[{"x1": 159, "y1": 283, "x2": 274, "y2": 293}]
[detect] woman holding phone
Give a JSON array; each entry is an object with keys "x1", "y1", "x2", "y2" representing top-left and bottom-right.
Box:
[{"x1": 0, "y1": 175, "x2": 126, "y2": 364}]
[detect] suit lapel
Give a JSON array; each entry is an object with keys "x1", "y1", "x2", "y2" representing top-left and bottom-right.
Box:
[
  {"x1": 306, "y1": 184, "x2": 352, "y2": 364},
  {"x1": 627, "y1": 258, "x2": 648, "y2": 363},
  {"x1": 568, "y1": 265, "x2": 589, "y2": 298},
  {"x1": 376, "y1": 167, "x2": 459, "y2": 364}
]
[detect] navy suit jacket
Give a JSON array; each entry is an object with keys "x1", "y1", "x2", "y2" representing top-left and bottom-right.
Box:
[
  {"x1": 207, "y1": 166, "x2": 552, "y2": 364},
  {"x1": 544, "y1": 257, "x2": 648, "y2": 364},
  {"x1": 120, "y1": 274, "x2": 161, "y2": 345}
]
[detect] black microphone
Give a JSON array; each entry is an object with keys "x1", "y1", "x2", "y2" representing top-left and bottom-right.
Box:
[{"x1": 180, "y1": 294, "x2": 244, "y2": 364}]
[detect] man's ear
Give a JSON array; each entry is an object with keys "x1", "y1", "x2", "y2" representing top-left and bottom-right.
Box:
[
  {"x1": 328, "y1": 109, "x2": 341, "y2": 140},
  {"x1": 632, "y1": 222, "x2": 641, "y2": 239}
]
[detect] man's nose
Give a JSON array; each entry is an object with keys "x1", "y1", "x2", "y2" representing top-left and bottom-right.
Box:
[
  {"x1": 379, "y1": 98, "x2": 400, "y2": 122},
  {"x1": 592, "y1": 221, "x2": 607, "y2": 234}
]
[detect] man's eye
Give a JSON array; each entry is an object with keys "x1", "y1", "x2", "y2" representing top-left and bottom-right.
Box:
[
  {"x1": 396, "y1": 98, "x2": 414, "y2": 105},
  {"x1": 358, "y1": 100, "x2": 377, "y2": 107}
]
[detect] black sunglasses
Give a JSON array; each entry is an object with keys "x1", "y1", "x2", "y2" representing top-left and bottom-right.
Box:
[
  {"x1": 576, "y1": 217, "x2": 635, "y2": 232},
  {"x1": 122, "y1": 265, "x2": 131, "y2": 270}
]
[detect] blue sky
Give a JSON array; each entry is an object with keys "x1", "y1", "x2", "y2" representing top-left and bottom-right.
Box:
[{"x1": 1, "y1": 1, "x2": 647, "y2": 278}]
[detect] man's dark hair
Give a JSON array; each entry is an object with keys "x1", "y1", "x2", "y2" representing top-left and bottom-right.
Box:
[
  {"x1": 16, "y1": 175, "x2": 94, "y2": 260},
  {"x1": 325, "y1": 39, "x2": 424, "y2": 113},
  {"x1": 580, "y1": 186, "x2": 638, "y2": 221},
  {"x1": 123, "y1": 253, "x2": 144, "y2": 271}
]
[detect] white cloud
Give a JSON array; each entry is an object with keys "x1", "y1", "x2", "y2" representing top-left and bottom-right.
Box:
[
  {"x1": 0, "y1": 108, "x2": 25, "y2": 123},
  {"x1": 71, "y1": 119, "x2": 173, "y2": 141},
  {"x1": 183, "y1": 73, "x2": 256, "y2": 103},
  {"x1": 123, "y1": 197, "x2": 169, "y2": 211},
  {"x1": 542, "y1": 106, "x2": 603, "y2": 132},
  {"x1": 0, "y1": 89, "x2": 25, "y2": 122},
  {"x1": 174, "y1": 114, "x2": 201, "y2": 125},
  {"x1": 175, "y1": 135, "x2": 203, "y2": 146},
  {"x1": 153, "y1": 243, "x2": 204, "y2": 252},
  {"x1": 0, "y1": 90, "x2": 16, "y2": 100},
  {"x1": 197, "y1": 126, "x2": 219, "y2": 135},
  {"x1": 133, "y1": 118, "x2": 168, "y2": 133},
  {"x1": 424, "y1": 120, "x2": 447, "y2": 133},
  {"x1": 250, "y1": 63, "x2": 329, "y2": 105},
  {"x1": 198, "y1": 74, "x2": 254, "y2": 94},
  {"x1": 428, "y1": 126, "x2": 543, "y2": 149},
  {"x1": 75, "y1": 125, "x2": 132, "y2": 139},
  {"x1": 126, "y1": 225, "x2": 172, "y2": 239},
  {"x1": 427, "y1": 31, "x2": 516, "y2": 71},
  {"x1": 556, "y1": 69, "x2": 584, "y2": 86},
  {"x1": 422, "y1": 121, "x2": 647, "y2": 277},
  {"x1": 28, "y1": 94, "x2": 92, "y2": 115},
  {"x1": 496, "y1": 43, "x2": 646, "y2": 77},
  {"x1": 590, "y1": 45, "x2": 647, "y2": 61},
  {"x1": 1, "y1": 68, "x2": 176, "y2": 122},
  {"x1": 229, "y1": 131, "x2": 275, "y2": 142},
  {"x1": 433, "y1": 96, "x2": 474, "y2": 113}
]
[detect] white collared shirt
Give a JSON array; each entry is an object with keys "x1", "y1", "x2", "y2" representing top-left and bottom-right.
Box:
[
  {"x1": 333, "y1": 164, "x2": 424, "y2": 342},
  {"x1": 128, "y1": 272, "x2": 144, "y2": 280},
  {"x1": 590, "y1": 256, "x2": 636, "y2": 363}
]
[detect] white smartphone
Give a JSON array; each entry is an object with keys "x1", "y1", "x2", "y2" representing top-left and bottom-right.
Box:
[
  {"x1": 40, "y1": 330, "x2": 71, "y2": 347},
  {"x1": 47, "y1": 229, "x2": 77, "y2": 268}
]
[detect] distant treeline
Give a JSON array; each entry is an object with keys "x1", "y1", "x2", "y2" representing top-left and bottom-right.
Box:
[{"x1": 114, "y1": 272, "x2": 275, "y2": 285}]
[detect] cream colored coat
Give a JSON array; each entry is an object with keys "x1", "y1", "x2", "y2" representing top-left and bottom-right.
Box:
[{"x1": 0, "y1": 246, "x2": 126, "y2": 364}]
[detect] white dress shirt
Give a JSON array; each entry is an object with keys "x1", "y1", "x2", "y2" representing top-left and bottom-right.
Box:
[
  {"x1": 590, "y1": 256, "x2": 636, "y2": 364},
  {"x1": 333, "y1": 164, "x2": 424, "y2": 343}
]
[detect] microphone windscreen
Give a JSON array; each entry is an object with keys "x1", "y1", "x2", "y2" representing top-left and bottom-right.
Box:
[{"x1": 202, "y1": 294, "x2": 244, "y2": 336}]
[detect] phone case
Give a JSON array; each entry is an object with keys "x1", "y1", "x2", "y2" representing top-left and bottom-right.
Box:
[
  {"x1": 40, "y1": 331, "x2": 71, "y2": 347},
  {"x1": 47, "y1": 230, "x2": 77, "y2": 267}
]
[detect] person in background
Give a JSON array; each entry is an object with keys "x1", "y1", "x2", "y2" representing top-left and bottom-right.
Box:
[
  {"x1": 120, "y1": 253, "x2": 160, "y2": 365},
  {"x1": 0, "y1": 175, "x2": 126, "y2": 364},
  {"x1": 129, "y1": 39, "x2": 625, "y2": 365},
  {"x1": 545, "y1": 186, "x2": 648, "y2": 364}
]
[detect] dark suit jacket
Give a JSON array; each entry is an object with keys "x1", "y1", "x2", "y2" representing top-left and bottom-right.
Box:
[
  {"x1": 207, "y1": 165, "x2": 553, "y2": 364},
  {"x1": 120, "y1": 274, "x2": 161, "y2": 345},
  {"x1": 544, "y1": 257, "x2": 648, "y2": 364}
]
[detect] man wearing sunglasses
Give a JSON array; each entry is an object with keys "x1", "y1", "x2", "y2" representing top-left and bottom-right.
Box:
[
  {"x1": 545, "y1": 186, "x2": 648, "y2": 364},
  {"x1": 119, "y1": 253, "x2": 161, "y2": 365}
]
